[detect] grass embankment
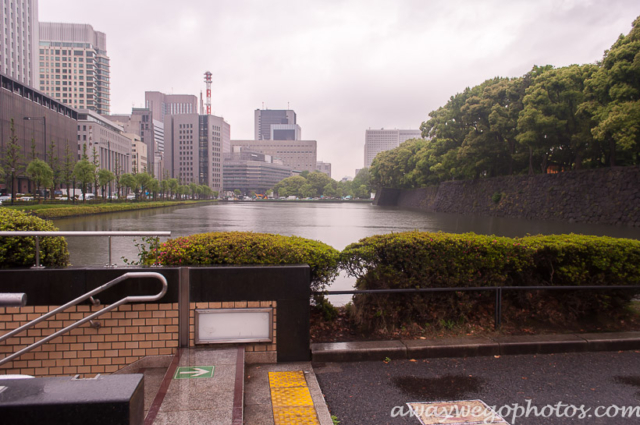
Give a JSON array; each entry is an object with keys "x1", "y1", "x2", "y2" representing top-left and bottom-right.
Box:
[{"x1": 2, "y1": 200, "x2": 213, "y2": 219}]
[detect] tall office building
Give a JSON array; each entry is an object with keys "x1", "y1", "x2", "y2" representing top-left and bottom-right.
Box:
[
  {"x1": 230, "y1": 139, "x2": 317, "y2": 173},
  {"x1": 38, "y1": 22, "x2": 110, "y2": 114},
  {"x1": 364, "y1": 128, "x2": 422, "y2": 167},
  {"x1": 145, "y1": 91, "x2": 198, "y2": 123},
  {"x1": 164, "y1": 113, "x2": 229, "y2": 193},
  {"x1": 0, "y1": 0, "x2": 39, "y2": 86},
  {"x1": 254, "y1": 109, "x2": 300, "y2": 141}
]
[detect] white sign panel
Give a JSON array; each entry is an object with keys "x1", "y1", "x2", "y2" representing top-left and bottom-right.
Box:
[{"x1": 195, "y1": 308, "x2": 273, "y2": 344}]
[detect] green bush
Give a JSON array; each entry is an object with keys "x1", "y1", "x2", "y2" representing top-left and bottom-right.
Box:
[
  {"x1": 0, "y1": 209, "x2": 69, "y2": 268},
  {"x1": 146, "y1": 231, "x2": 340, "y2": 293},
  {"x1": 340, "y1": 231, "x2": 640, "y2": 330}
]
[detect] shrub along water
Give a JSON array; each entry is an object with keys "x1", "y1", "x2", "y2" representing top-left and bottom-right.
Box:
[
  {"x1": 0, "y1": 209, "x2": 69, "y2": 268},
  {"x1": 145, "y1": 231, "x2": 340, "y2": 296},
  {"x1": 340, "y1": 231, "x2": 640, "y2": 330}
]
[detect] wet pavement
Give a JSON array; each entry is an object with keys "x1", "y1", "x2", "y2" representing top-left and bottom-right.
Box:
[{"x1": 314, "y1": 350, "x2": 640, "y2": 424}]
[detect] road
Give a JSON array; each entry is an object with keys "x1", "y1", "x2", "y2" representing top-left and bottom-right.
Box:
[{"x1": 314, "y1": 351, "x2": 640, "y2": 424}]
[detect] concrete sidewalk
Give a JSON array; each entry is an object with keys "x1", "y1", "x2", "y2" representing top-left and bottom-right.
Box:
[{"x1": 312, "y1": 331, "x2": 640, "y2": 362}]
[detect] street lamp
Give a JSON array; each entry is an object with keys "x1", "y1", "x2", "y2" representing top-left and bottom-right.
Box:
[
  {"x1": 10, "y1": 168, "x2": 15, "y2": 205},
  {"x1": 23, "y1": 116, "x2": 47, "y2": 161}
]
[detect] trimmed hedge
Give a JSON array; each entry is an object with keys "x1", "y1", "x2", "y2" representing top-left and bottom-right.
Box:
[
  {"x1": 0, "y1": 209, "x2": 69, "y2": 268},
  {"x1": 146, "y1": 231, "x2": 340, "y2": 293},
  {"x1": 340, "y1": 231, "x2": 640, "y2": 330}
]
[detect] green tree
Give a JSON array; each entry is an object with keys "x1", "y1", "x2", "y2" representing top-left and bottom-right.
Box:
[
  {"x1": 148, "y1": 178, "x2": 160, "y2": 201},
  {"x1": 120, "y1": 173, "x2": 137, "y2": 198},
  {"x1": 26, "y1": 159, "x2": 53, "y2": 202},
  {"x1": 323, "y1": 183, "x2": 336, "y2": 198},
  {"x1": 299, "y1": 183, "x2": 316, "y2": 198},
  {"x1": 91, "y1": 146, "x2": 100, "y2": 194},
  {"x1": 3, "y1": 119, "x2": 24, "y2": 204},
  {"x1": 134, "y1": 172, "x2": 152, "y2": 199},
  {"x1": 582, "y1": 16, "x2": 640, "y2": 166},
  {"x1": 46, "y1": 139, "x2": 60, "y2": 200},
  {"x1": 98, "y1": 169, "x2": 115, "y2": 200},
  {"x1": 273, "y1": 175, "x2": 306, "y2": 197},
  {"x1": 62, "y1": 141, "x2": 74, "y2": 202},
  {"x1": 168, "y1": 178, "x2": 179, "y2": 200},
  {"x1": 160, "y1": 179, "x2": 170, "y2": 200},
  {"x1": 306, "y1": 171, "x2": 331, "y2": 196},
  {"x1": 233, "y1": 189, "x2": 241, "y2": 197},
  {"x1": 72, "y1": 159, "x2": 95, "y2": 203},
  {"x1": 212, "y1": 190, "x2": 219, "y2": 199}
]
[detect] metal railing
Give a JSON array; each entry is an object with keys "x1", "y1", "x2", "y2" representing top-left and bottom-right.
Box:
[
  {"x1": 0, "y1": 272, "x2": 168, "y2": 367},
  {"x1": 0, "y1": 293, "x2": 27, "y2": 307},
  {"x1": 0, "y1": 231, "x2": 171, "y2": 268},
  {"x1": 318, "y1": 284, "x2": 640, "y2": 330}
]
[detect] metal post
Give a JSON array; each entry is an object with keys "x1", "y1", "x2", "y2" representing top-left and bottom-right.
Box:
[
  {"x1": 31, "y1": 236, "x2": 44, "y2": 269},
  {"x1": 106, "y1": 236, "x2": 115, "y2": 268},
  {"x1": 494, "y1": 288, "x2": 503, "y2": 330}
]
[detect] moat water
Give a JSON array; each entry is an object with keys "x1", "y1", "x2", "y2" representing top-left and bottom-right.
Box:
[{"x1": 54, "y1": 202, "x2": 640, "y2": 306}]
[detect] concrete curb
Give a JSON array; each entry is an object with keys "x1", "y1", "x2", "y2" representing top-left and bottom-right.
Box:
[{"x1": 311, "y1": 331, "x2": 640, "y2": 362}]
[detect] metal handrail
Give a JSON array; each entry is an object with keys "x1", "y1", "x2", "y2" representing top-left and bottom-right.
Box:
[
  {"x1": 0, "y1": 272, "x2": 168, "y2": 367},
  {"x1": 0, "y1": 231, "x2": 171, "y2": 268}
]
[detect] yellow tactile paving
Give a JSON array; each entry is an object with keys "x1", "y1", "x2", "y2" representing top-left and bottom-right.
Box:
[
  {"x1": 273, "y1": 407, "x2": 320, "y2": 424},
  {"x1": 271, "y1": 387, "x2": 314, "y2": 406},
  {"x1": 269, "y1": 371, "x2": 307, "y2": 388},
  {"x1": 269, "y1": 371, "x2": 320, "y2": 425}
]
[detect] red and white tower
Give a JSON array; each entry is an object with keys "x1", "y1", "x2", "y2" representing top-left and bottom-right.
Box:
[{"x1": 204, "y1": 71, "x2": 212, "y2": 115}]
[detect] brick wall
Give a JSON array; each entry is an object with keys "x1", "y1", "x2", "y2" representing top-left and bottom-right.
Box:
[{"x1": 0, "y1": 303, "x2": 179, "y2": 377}]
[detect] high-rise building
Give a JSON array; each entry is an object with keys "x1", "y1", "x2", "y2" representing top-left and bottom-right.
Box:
[
  {"x1": 38, "y1": 22, "x2": 110, "y2": 114},
  {"x1": 164, "y1": 113, "x2": 229, "y2": 193},
  {"x1": 364, "y1": 128, "x2": 422, "y2": 167},
  {"x1": 0, "y1": 0, "x2": 39, "y2": 87},
  {"x1": 316, "y1": 161, "x2": 331, "y2": 178},
  {"x1": 145, "y1": 91, "x2": 198, "y2": 124},
  {"x1": 254, "y1": 109, "x2": 300, "y2": 141},
  {"x1": 230, "y1": 140, "x2": 317, "y2": 173}
]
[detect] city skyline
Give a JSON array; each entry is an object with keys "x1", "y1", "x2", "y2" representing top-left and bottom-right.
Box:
[{"x1": 38, "y1": 0, "x2": 640, "y2": 179}]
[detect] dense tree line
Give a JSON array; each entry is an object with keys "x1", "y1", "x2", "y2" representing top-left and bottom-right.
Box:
[
  {"x1": 371, "y1": 16, "x2": 640, "y2": 189},
  {"x1": 272, "y1": 169, "x2": 372, "y2": 199}
]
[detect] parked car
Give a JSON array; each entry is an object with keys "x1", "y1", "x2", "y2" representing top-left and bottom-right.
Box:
[
  {"x1": 79, "y1": 193, "x2": 95, "y2": 201},
  {"x1": 0, "y1": 195, "x2": 11, "y2": 202},
  {"x1": 126, "y1": 194, "x2": 136, "y2": 200},
  {"x1": 19, "y1": 196, "x2": 34, "y2": 201}
]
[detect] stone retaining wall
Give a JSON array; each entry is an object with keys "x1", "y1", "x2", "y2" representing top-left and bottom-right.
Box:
[{"x1": 375, "y1": 167, "x2": 640, "y2": 226}]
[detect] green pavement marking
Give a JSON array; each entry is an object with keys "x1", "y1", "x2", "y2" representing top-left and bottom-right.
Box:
[{"x1": 173, "y1": 366, "x2": 215, "y2": 379}]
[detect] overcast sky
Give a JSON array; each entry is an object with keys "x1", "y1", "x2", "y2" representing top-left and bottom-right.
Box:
[{"x1": 40, "y1": 0, "x2": 640, "y2": 179}]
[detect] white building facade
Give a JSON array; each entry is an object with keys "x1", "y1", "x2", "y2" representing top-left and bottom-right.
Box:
[{"x1": 364, "y1": 128, "x2": 422, "y2": 167}]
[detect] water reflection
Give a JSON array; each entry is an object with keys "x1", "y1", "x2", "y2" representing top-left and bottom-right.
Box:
[{"x1": 54, "y1": 202, "x2": 640, "y2": 306}]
